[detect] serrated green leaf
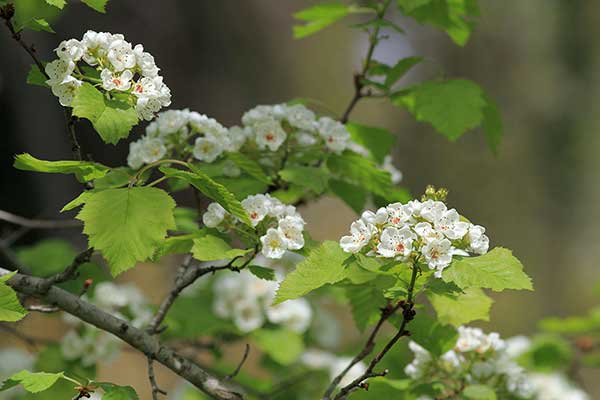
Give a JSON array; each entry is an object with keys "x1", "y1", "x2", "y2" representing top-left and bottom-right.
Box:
[
  {"x1": 384, "y1": 56, "x2": 423, "y2": 87},
  {"x1": 2, "y1": 371, "x2": 64, "y2": 393},
  {"x1": 252, "y1": 329, "x2": 304, "y2": 365},
  {"x1": 409, "y1": 313, "x2": 457, "y2": 356},
  {"x1": 44, "y1": 0, "x2": 65, "y2": 9},
  {"x1": 427, "y1": 287, "x2": 492, "y2": 326},
  {"x1": 72, "y1": 83, "x2": 138, "y2": 144},
  {"x1": 279, "y1": 166, "x2": 329, "y2": 194},
  {"x1": 61, "y1": 191, "x2": 94, "y2": 212},
  {"x1": 14, "y1": 153, "x2": 110, "y2": 182},
  {"x1": 154, "y1": 234, "x2": 196, "y2": 261},
  {"x1": 346, "y1": 123, "x2": 396, "y2": 164},
  {"x1": 463, "y1": 384, "x2": 496, "y2": 400},
  {"x1": 81, "y1": 0, "x2": 109, "y2": 13},
  {"x1": 26, "y1": 64, "x2": 48, "y2": 87},
  {"x1": 76, "y1": 187, "x2": 176, "y2": 276},
  {"x1": 191, "y1": 234, "x2": 250, "y2": 261},
  {"x1": 98, "y1": 383, "x2": 139, "y2": 400},
  {"x1": 248, "y1": 265, "x2": 277, "y2": 281},
  {"x1": 393, "y1": 79, "x2": 486, "y2": 140},
  {"x1": 328, "y1": 179, "x2": 367, "y2": 214},
  {"x1": 93, "y1": 167, "x2": 132, "y2": 189},
  {"x1": 12, "y1": 0, "x2": 60, "y2": 33},
  {"x1": 442, "y1": 247, "x2": 533, "y2": 292},
  {"x1": 346, "y1": 284, "x2": 386, "y2": 332},
  {"x1": 25, "y1": 18, "x2": 54, "y2": 32},
  {"x1": 0, "y1": 271, "x2": 27, "y2": 322},
  {"x1": 160, "y1": 166, "x2": 252, "y2": 226},
  {"x1": 482, "y1": 94, "x2": 503, "y2": 154},
  {"x1": 293, "y1": 3, "x2": 350, "y2": 38},
  {"x1": 226, "y1": 153, "x2": 271, "y2": 184},
  {"x1": 274, "y1": 241, "x2": 348, "y2": 304},
  {"x1": 327, "y1": 151, "x2": 393, "y2": 198}
]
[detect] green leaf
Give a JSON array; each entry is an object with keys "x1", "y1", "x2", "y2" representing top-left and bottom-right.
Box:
[
  {"x1": 2, "y1": 371, "x2": 64, "y2": 393},
  {"x1": 481, "y1": 94, "x2": 503, "y2": 154},
  {"x1": 345, "y1": 123, "x2": 396, "y2": 163},
  {"x1": 81, "y1": 0, "x2": 109, "y2": 13},
  {"x1": 539, "y1": 307, "x2": 600, "y2": 335},
  {"x1": 154, "y1": 234, "x2": 196, "y2": 260},
  {"x1": 191, "y1": 234, "x2": 250, "y2": 261},
  {"x1": 160, "y1": 166, "x2": 252, "y2": 226},
  {"x1": 327, "y1": 151, "x2": 393, "y2": 198},
  {"x1": 44, "y1": 0, "x2": 65, "y2": 9},
  {"x1": 442, "y1": 247, "x2": 533, "y2": 292},
  {"x1": 346, "y1": 284, "x2": 386, "y2": 332},
  {"x1": 93, "y1": 167, "x2": 132, "y2": 189},
  {"x1": 384, "y1": 56, "x2": 423, "y2": 87},
  {"x1": 252, "y1": 329, "x2": 304, "y2": 365},
  {"x1": 14, "y1": 153, "x2": 110, "y2": 182},
  {"x1": 72, "y1": 83, "x2": 138, "y2": 144},
  {"x1": 16, "y1": 239, "x2": 74, "y2": 277},
  {"x1": 248, "y1": 265, "x2": 277, "y2": 281},
  {"x1": 426, "y1": 287, "x2": 492, "y2": 326},
  {"x1": 409, "y1": 313, "x2": 457, "y2": 356},
  {"x1": 274, "y1": 241, "x2": 348, "y2": 304},
  {"x1": 328, "y1": 179, "x2": 367, "y2": 214},
  {"x1": 393, "y1": 79, "x2": 486, "y2": 140},
  {"x1": 351, "y1": 378, "x2": 413, "y2": 399},
  {"x1": 27, "y1": 64, "x2": 48, "y2": 87},
  {"x1": 293, "y1": 3, "x2": 350, "y2": 38},
  {"x1": 98, "y1": 383, "x2": 139, "y2": 400},
  {"x1": 25, "y1": 18, "x2": 54, "y2": 32},
  {"x1": 75, "y1": 187, "x2": 176, "y2": 276},
  {"x1": 279, "y1": 166, "x2": 329, "y2": 194},
  {"x1": 226, "y1": 153, "x2": 272, "y2": 184},
  {"x1": 12, "y1": 0, "x2": 60, "y2": 33},
  {"x1": 215, "y1": 176, "x2": 269, "y2": 201},
  {"x1": 0, "y1": 271, "x2": 27, "y2": 322},
  {"x1": 463, "y1": 384, "x2": 497, "y2": 400},
  {"x1": 519, "y1": 335, "x2": 573, "y2": 373}
]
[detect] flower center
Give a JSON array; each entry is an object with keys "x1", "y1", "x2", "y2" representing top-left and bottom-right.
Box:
[{"x1": 265, "y1": 133, "x2": 275, "y2": 141}]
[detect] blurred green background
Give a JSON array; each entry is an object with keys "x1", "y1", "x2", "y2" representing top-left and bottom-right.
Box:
[{"x1": 1, "y1": 0, "x2": 599, "y2": 397}]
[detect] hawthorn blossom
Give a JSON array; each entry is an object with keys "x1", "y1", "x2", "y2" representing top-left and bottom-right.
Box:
[
  {"x1": 242, "y1": 194, "x2": 271, "y2": 227},
  {"x1": 377, "y1": 226, "x2": 416, "y2": 259},
  {"x1": 339, "y1": 220, "x2": 375, "y2": 254},
  {"x1": 101, "y1": 69, "x2": 133, "y2": 91},
  {"x1": 277, "y1": 216, "x2": 305, "y2": 250},
  {"x1": 193, "y1": 136, "x2": 223, "y2": 162},
  {"x1": 318, "y1": 117, "x2": 350, "y2": 153},
  {"x1": 421, "y1": 238, "x2": 453, "y2": 277},
  {"x1": 260, "y1": 228, "x2": 287, "y2": 259},
  {"x1": 255, "y1": 119, "x2": 286, "y2": 151}
]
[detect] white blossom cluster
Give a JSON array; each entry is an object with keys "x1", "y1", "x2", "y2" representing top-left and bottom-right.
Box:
[
  {"x1": 339, "y1": 199, "x2": 489, "y2": 277},
  {"x1": 212, "y1": 255, "x2": 312, "y2": 333},
  {"x1": 45, "y1": 30, "x2": 171, "y2": 119},
  {"x1": 203, "y1": 194, "x2": 306, "y2": 259},
  {"x1": 406, "y1": 326, "x2": 533, "y2": 399},
  {"x1": 300, "y1": 349, "x2": 367, "y2": 388},
  {"x1": 60, "y1": 282, "x2": 152, "y2": 366}
]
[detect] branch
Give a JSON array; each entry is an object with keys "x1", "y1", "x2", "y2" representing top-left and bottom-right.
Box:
[
  {"x1": 41, "y1": 248, "x2": 94, "y2": 290},
  {"x1": 0, "y1": 210, "x2": 82, "y2": 229},
  {"x1": 339, "y1": 0, "x2": 392, "y2": 123},
  {"x1": 226, "y1": 344, "x2": 250, "y2": 380},
  {"x1": 147, "y1": 356, "x2": 167, "y2": 400},
  {"x1": 0, "y1": 267, "x2": 244, "y2": 400}
]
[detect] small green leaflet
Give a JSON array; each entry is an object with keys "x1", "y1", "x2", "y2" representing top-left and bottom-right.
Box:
[
  {"x1": 12, "y1": 0, "x2": 60, "y2": 33},
  {"x1": 327, "y1": 151, "x2": 393, "y2": 198},
  {"x1": 279, "y1": 166, "x2": 329, "y2": 194},
  {"x1": 27, "y1": 64, "x2": 48, "y2": 87},
  {"x1": 44, "y1": 0, "x2": 65, "y2": 9},
  {"x1": 345, "y1": 123, "x2": 396, "y2": 164},
  {"x1": 75, "y1": 187, "x2": 176, "y2": 276},
  {"x1": 426, "y1": 287, "x2": 492, "y2": 326},
  {"x1": 463, "y1": 384, "x2": 497, "y2": 400},
  {"x1": 384, "y1": 56, "x2": 423, "y2": 88},
  {"x1": 72, "y1": 83, "x2": 138, "y2": 144},
  {"x1": 14, "y1": 153, "x2": 110, "y2": 182},
  {"x1": 346, "y1": 284, "x2": 387, "y2": 332},
  {"x1": 408, "y1": 313, "x2": 457, "y2": 356},
  {"x1": 0, "y1": 271, "x2": 27, "y2": 322},
  {"x1": 154, "y1": 234, "x2": 196, "y2": 261},
  {"x1": 274, "y1": 241, "x2": 348, "y2": 304},
  {"x1": 328, "y1": 179, "x2": 367, "y2": 214},
  {"x1": 191, "y1": 234, "x2": 250, "y2": 261},
  {"x1": 98, "y1": 383, "x2": 139, "y2": 400},
  {"x1": 0, "y1": 371, "x2": 65, "y2": 393},
  {"x1": 442, "y1": 247, "x2": 533, "y2": 292},
  {"x1": 248, "y1": 265, "x2": 277, "y2": 281},
  {"x1": 539, "y1": 307, "x2": 600, "y2": 335},
  {"x1": 251, "y1": 329, "x2": 304, "y2": 365},
  {"x1": 518, "y1": 334, "x2": 573, "y2": 373},
  {"x1": 82, "y1": 0, "x2": 109, "y2": 13},
  {"x1": 481, "y1": 94, "x2": 503, "y2": 154},
  {"x1": 293, "y1": 3, "x2": 372, "y2": 38},
  {"x1": 226, "y1": 153, "x2": 272, "y2": 184},
  {"x1": 160, "y1": 166, "x2": 252, "y2": 226}
]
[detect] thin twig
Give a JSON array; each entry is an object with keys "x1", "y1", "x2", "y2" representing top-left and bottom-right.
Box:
[
  {"x1": 147, "y1": 356, "x2": 167, "y2": 400},
  {"x1": 42, "y1": 248, "x2": 94, "y2": 290},
  {"x1": 0, "y1": 210, "x2": 82, "y2": 229},
  {"x1": 226, "y1": 344, "x2": 250, "y2": 380}
]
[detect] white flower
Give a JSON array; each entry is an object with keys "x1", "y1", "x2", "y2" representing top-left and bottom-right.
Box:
[
  {"x1": 50, "y1": 76, "x2": 82, "y2": 106},
  {"x1": 132, "y1": 76, "x2": 157, "y2": 98},
  {"x1": 226, "y1": 125, "x2": 249, "y2": 152},
  {"x1": 127, "y1": 140, "x2": 145, "y2": 169},
  {"x1": 81, "y1": 30, "x2": 112, "y2": 65},
  {"x1": 529, "y1": 373, "x2": 589, "y2": 400},
  {"x1": 284, "y1": 104, "x2": 316, "y2": 130},
  {"x1": 107, "y1": 37, "x2": 136, "y2": 71},
  {"x1": 361, "y1": 207, "x2": 388, "y2": 225},
  {"x1": 277, "y1": 216, "x2": 305, "y2": 250},
  {"x1": 386, "y1": 202, "x2": 413, "y2": 226},
  {"x1": 266, "y1": 298, "x2": 312, "y2": 333},
  {"x1": 255, "y1": 119, "x2": 287, "y2": 151},
  {"x1": 318, "y1": 117, "x2": 350, "y2": 153},
  {"x1": 154, "y1": 109, "x2": 189, "y2": 135},
  {"x1": 232, "y1": 298, "x2": 265, "y2": 333},
  {"x1": 242, "y1": 194, "x2": 271, "y2": 226},
  {"x1": 135, "y1": 96, "x2": 162, "y2": 121},
  {"x1": 260, "y1": 228, "x2": 287, "y2": 259},
  {"x1": 377, "y1": 226, "x2": 416, "y2": 259},
  {"x1": 55, "y1": 38, "x2": 86, "y2": 61},
  {"x1": 467, "y1": 224, "x2": 489, "y2": 255},
  {"x1": 405, "y1": 341, "x2": 432, "y2": 379},
  {"x1": 340, "y1": 220, "x2": 375, "y2": 253},
  {"x1": 45, "y1": 58, "x2": 75, "y2": 85},
  {"x1": 139, "y1": 137, "x2": 166, "y2": 164},
  {"x1": 414, "y1": 222, "x2": 443, "y2": 243},
  {"x1": 300, "y1": 349, "x2": 337, "y2": 369},
  {"x1": 421, "y1": 238, "x2": 453, "y2": 277},
  {"x1": 133, "y1": 44, "x2": 159, "y2": 77},
  {"x1": 382, "y1": 155, "x2": 403, "y2": 184},
  {"x1": 419, "y1": 200, "x2": 447, "y2": 222},
  {"x1": 100, "y1": 68, "x2": 133, "y2": 91},
  {"x1": 193, "y1": 136, "x2": 223, "y2": 162},
  {"x1": 297, "y1": 132, "x2": 318, "y2": 146},
  {"x1": 434, "y1": 209, "x2": 469, "y2": 240},
  {"x1": 189, "y1": 113, "x2": 228, "y2": 139},
  {"x1": 330, "y1": 357, "x2": 366, "y2": 387},
  {"x1": 203, "y1": 203, "x2": 227, "y2": 228}
]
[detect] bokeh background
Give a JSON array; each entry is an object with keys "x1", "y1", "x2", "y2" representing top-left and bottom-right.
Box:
[{"x1": 1, "y1": 0, "x2": 599, "y2": 398}]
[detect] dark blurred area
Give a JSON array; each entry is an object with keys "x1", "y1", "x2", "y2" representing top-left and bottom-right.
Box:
[{"x1": 1, "y1": 0, "x2": 599, "y2": 397}]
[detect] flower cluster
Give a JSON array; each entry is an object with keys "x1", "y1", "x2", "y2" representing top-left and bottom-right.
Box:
[
  {"x1": 406, "y1": 326, "x2": 533, "y2": 399},
  {"x1": 203, "y1": 194, "x2": 306, "y2": 259},
  {"x1": 45, "y1": 30, "x2": 171, "y2": 119},
  {"x1": 339, "y1": 199, "x2": 489, "y2": 277},
  {"x1": 300, "y1": 349, "x2": 367, "y2": 388},
  {"x1": 60, "y1": 282, "x2": 152, "y2": 366},
  {"x1": 212, "y1": 254, "x2": 312, "y2": 333}
]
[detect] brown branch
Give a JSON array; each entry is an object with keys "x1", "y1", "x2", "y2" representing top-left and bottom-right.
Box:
[
  {"x1": 42, "y1": 248, "x2": 94, "y2": 290},
  {"x1": 226, "y1": 344, "x2": 250, "y2": 380},
  {"x1": 0, "y1": 210, "x2": 82, "y2": 229},
  {"x1": 147, "y1": 356, "x2": 167, "y2": 400}
]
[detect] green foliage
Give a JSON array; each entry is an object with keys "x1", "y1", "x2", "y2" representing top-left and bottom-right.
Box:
[
  {"x1": 293, "y1": 3, "x2": 371, "y2": 38},
  {"x1": 0, "y1": 271, "x2": 27, "y2": 322},
  {"x1": 328, "y1": 179, "x2": 368, "y2": 214},
  {"x1": 72, "y1": 83, "x2": 139, "y2": 144},
  {"x1": 75, "y1": 187, "x2": 176, "y2": 275},
  {"x1": 191, "y1": 234, "x2": 250, "y2": 261},
  {"x1": 409, "y1": 313, "x2": 458, "y2": 357},
  {"x1": 248, "y1": 265, "x2": 277, "y2": 281},
  {"x1": 346, "y1": 283, "x2": 387, "y2": 332},
  {"x1": 44, "y1": 0, "x2": 65, "y2": 9},
  {"x1": 0, "y1": 371, "x2": 65, "y2": 393},
  {"x1": 93, "y1": 167, "x2": 133, "y2": 189},
  {"x1": 14, "y1": 153, "x2": 110, "y2": 182},
  {"x1": 252, "y1": 329, "x2": 304, "y2": 365},
  {"x1": 12, "y1": 0, "x2": 60, "y2": 33},
  {"x1": 384, "y1": 57, "x2": 423, "y2": 88},
  {"x1": 463, "y1": 384, "x2": 497, "y2": 400},
  {"x1": 226, "y1": 153, "x2": 272, "y2": 184},
  {"x1": 26, "y1": 64, "x2": 48, "y2": 87},
  {"x1": 481, "y1": 94, "x2": 503, "y2": 154},
  {"x1": 82, "y1": 0, "x2": 109, "y2": 13},
  {"x1": 160, "y1": 166, "x2": 252, "y2": 226},
  {"x1": 426, "y1": 287, "x2": 492, "y2": 326},
  {"x1": 98, "y1": 383, "x2": 139, "y2": 400},
  {"x1": 518, "y1": 335, "x2": 573, "y2": 373},
  {"x1": 442, "y1": 248, "x2": 532, "y2": 292},
  {"x1": 345, "y1": 123, "x2": 396, "y2": 163},
  {"x1": 274, "y1": 241, "x2": 348, "y2": 304},
  {"x1": 396, "y1": 0, "x2": 479, "y2": 46},
  {"x1": 351, "y1": 378, "x2": 414, "y2": 399},
  {"x1": 327, "y1": 151, "x2": 393, "y2": 198},
  {"x1": 279, "y1": 166, "x2": 329, "y2": 194},
  {"x1": 539, "y1": 307, "x2": 600, "y2": 335}
]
